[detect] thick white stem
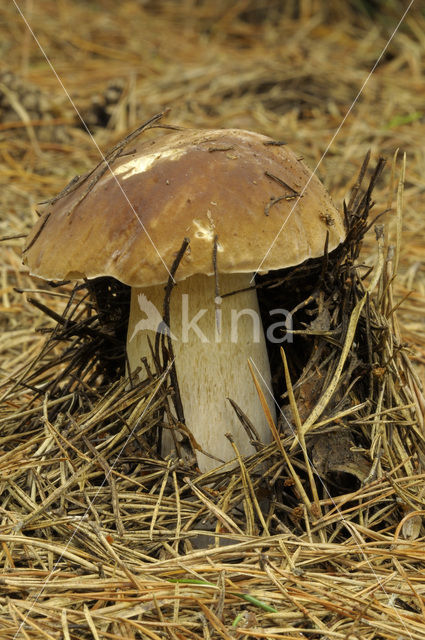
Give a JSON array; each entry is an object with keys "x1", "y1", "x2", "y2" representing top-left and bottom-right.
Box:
[{"x1": 126, "y1": 273, "x2": 275, "y2": 472}]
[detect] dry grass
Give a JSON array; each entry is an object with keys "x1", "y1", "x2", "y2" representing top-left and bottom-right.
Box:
[{"x1": 1, "y1": 1, "x2": 425, "y2": 638}]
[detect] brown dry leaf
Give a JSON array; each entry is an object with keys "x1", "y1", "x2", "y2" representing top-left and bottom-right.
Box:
[{"x1": 310, "y1": 428, "x2": 372, "y2": 483}]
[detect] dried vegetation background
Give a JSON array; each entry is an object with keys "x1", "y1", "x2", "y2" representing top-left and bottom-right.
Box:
[{"x1": 1, "y1": 1, "x2": 425, "y2": 638}]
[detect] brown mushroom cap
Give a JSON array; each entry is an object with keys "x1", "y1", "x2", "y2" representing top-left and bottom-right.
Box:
[{"x1": 23, "y1": 128, "x2": 345, "y2": 286}]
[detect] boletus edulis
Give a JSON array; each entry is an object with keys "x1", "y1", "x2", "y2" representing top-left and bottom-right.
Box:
[{"x1": 23, "y1": 126, "x2": 346, "y2": 471}]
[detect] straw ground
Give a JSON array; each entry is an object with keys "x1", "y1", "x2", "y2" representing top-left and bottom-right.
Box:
[{"x1": 1, "y1": 2, "x2": 425, "y2": 638}]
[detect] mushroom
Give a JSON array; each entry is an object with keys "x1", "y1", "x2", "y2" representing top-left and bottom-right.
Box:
[{"x1": 23, "y1": 127, "x2": 345, "y2": 472}]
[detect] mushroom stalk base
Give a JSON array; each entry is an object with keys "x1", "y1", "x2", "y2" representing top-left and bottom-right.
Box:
[{"x1": 126, "y1": 273, "x2": 275, "y2": 472}]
